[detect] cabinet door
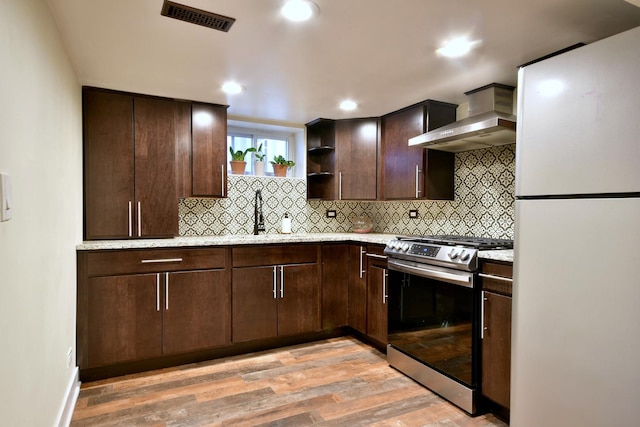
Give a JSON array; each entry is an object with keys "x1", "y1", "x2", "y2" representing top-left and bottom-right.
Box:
[
  {"x1": 163, "y1": 269, "x2": 230, "y2": 354},
  {"x1": 191, "y1": 102, "x2": 228, "y2": 197},
  {"x1": 381, "y1": 102, "x2": 456, "y2": 200},
  {"x1": 322, "y1": 244, "x2": 349, "y2": 330},
  {"x1": 87, "y1": 274, "x2": 162, "y2": 367},
  {"x1": 278, "y1": 264, "x2": 321, "y2": 336},
  {"x1": 367, "y1": 264, "x2": 388, "y2": 345},
  {"x1": 83, "y1": 89, "x2": 135, "y2": 240},
  {"x1": 335, "y1": 119, "x2": 378, "y2": 200},
  {"x1": 481, "y1": 291, "x2": 512, "y2": 408},
  {"x1": 133, "y1": 96, "x2": 184, "y2": 238},
  {"x1": 381, "y1": 106, "x2": 426, "y2": 200},
  {"x1": 348, "y1": 245, "x2": 367, "y2": 334},
  {"x1": 232, "y1": 266, "x2": 278, "y2": 342}
]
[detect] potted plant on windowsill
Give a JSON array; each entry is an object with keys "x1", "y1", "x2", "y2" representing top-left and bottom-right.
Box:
[
  {"x1": 254, "y1": 143, "x2": 266, "y2": 176},
  {"x1": 229, "y1": 147, "x2": 256, "y2": 175},
  {"x1": 270, "y1": 155, "x2": 295, "y2": 177}
]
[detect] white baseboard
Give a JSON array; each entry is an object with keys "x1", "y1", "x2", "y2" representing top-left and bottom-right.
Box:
[{"x1": 56, "y1": 367, "x2": 80, "y2": 427}]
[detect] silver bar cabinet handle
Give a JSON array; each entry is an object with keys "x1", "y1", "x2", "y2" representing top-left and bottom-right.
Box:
[
  {"x1": 141, "y1": 258, "x2": 183, "y2": 264},
  {"x1": 128, "y1": 201, "x2": 133, "y2": 237},
  {"x1": 481, "y1": 291, "x2": 487, "y2": 339},
  {"x1": 338, "y1": 172, "x2": 343, "y2": 200},
  {"x1": 359, "y1": 246, "x2": 366, "y2": 279},
  {"x1": 137, "y1": 201, "x2": 142, "y2": 237},
  {"x1": 272, "y1": 266, "x2": 277, "y2": 299},
  {"x1": 415, "y1": 165, "x2": 420, "y2": 198},
  {"x1": 382, "y1": 270, "x2": 388, "y2": 304},
  {"x1": 366, "y1": 253, "x2": 388, "y2": 260},
  {"x1": 156, "y1": 274, "x2": 160, "y2": 311},
  {"x1": 478, "y1": 273, "x2": 513, "y2": 283},
  {"x1": 280, "y1": 266, "x2": 284, "y2": 298},
  {"x1": 165, "y1": 273, "x2": 169, "y2": 310}
]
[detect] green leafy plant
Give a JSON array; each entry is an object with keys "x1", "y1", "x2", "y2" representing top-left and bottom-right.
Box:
[
  {"x1": 229, "y1": 146, "x2": 256, "y2": 161},
  {"x1": 270, "y1": 155, "x2": 295, "y2": 167},
  {"x1": 254, "y1": 143, "x2": 266, "y2": 162}
]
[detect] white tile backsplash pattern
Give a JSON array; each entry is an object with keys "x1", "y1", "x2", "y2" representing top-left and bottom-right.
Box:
[{"x1": 179, "y1": 144, "x2": 515, "y2": 239}]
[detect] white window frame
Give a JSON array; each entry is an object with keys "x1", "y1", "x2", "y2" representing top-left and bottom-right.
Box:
[{"x1": 228, "y1": 125, "x2": 300, "y2": 176}]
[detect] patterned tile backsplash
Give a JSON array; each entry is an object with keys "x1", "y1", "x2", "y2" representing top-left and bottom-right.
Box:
[{"x1": 179, "y1": 144, "x2": 515, "y2": 239}]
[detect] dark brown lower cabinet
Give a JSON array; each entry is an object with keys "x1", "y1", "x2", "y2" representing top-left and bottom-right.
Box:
[
  {"x1": 163, "y1": 270, "x2": 230, "y2": 354},
  {"x1": 88, "y1": 274, "x2": 162, "y2": 367},
  {"x1": 322, "y1": 244, "x2": 350, "y2": 330},
  {"x1": 365, "y1": 245, "x2": 388, "y2": 346},
  {"x1": 366, "y1": 263, "x2": 388, "y2": 345},
  {"x1": 232, "y1": 262, "x2": 321, "y2": 343},
  {"x1": 480, "y1": 260, "x2": 513, "y2": 413},
  {"x1": 348, "y1": 244, "x2": 368, "y2": 334},
  {"x1": 78, "y1": 247, "x2": 231, "y2": 373},
  {"x1": 481, "y1": 291, "x2": 512, "y2": 408},
  {"x1": 86, "y1": 269, "x2": 230, "y2": 367}
]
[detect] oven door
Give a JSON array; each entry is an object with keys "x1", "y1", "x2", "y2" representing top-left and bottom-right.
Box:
[{"x1": 387, "y1": 258, "x2": 479, "y2": 389}]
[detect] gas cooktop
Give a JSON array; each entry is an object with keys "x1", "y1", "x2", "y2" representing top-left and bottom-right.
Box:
[{"x1": 395, "y1": 235, "x2": 513, "y2": 250}]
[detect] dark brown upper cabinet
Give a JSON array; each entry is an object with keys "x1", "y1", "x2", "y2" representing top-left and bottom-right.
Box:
[
  {"x1": 306, "y1": 117, "x2": 379, "y2": 200},
  {"x1": 189, "y1": 102, "x2": 229, "y2": 198},
  {"x1": 83, "y1": 87, "x2": 228, "y2": 240},
  {"x1": 380, "y1": 100, "x2": 457, "y2": 200},
  {"x1": 83, "y1": 88, "x2": 188, "y2": 239}
]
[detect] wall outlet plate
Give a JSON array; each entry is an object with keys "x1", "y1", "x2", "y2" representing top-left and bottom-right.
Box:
[
  {"x1": 326, "y1": 210, "x2": 337, "y2": 218},
  {"x1": 409, "y1": 209, "x2": 419, "y2": 219}
]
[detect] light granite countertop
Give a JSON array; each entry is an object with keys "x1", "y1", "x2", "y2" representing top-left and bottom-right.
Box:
[{"x1": 77, "y1": 233, "x2": 514, "y2": 263}]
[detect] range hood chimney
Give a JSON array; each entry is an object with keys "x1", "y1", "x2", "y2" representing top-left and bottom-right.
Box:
[{"x1": 409, "y1": 83, "x2": 516, "y2": 152}]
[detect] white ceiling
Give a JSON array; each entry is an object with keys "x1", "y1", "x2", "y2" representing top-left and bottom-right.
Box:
[{"x1": 46, "y1": 0, "x2": 640, "y2": 125}]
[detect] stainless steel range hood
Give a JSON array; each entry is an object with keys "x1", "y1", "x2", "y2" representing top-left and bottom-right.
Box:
[{"x1": 409, "y1": 83, "x2": 516, "y2": 152}]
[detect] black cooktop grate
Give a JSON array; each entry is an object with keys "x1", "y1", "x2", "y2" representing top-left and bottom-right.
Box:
[{"x1": 397, "y1": 234, "x2": 513, "y2": 250}]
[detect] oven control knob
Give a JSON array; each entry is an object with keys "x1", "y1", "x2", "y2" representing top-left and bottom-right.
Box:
[
  {"x1": 460, "y1": 250, "x2": 470, "y2": 261},
  {"x1": 401, "y1": 243, "x2": 410, "y2": 252},
  {"x1": 386, "y1": 240, "x2": 396, "y2": 250},
  {"x1": 448, "y1": 249, "x2": 459, "y2": 259}
]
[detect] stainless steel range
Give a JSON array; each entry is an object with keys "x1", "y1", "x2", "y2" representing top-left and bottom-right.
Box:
[{"x1": 384, "y1": 235, "x2": 513, "y2": 415}]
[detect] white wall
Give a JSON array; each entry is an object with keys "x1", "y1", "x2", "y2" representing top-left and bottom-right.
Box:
[{"x1": 0, "y1": 0, "x2": 82, "y2": 425}]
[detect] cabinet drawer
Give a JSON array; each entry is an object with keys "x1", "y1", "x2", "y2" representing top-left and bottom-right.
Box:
[
  {"x1": 480, "y1": 261, "x2": 513, "y2": 295},
  {"x1": 232, "y1": 244, "x2": 319, "y2": 267},
  {"x1": 365, "y1": 244, "x2": 388, "y2": 268},
  {"x1": 86, "y1": 247, "x2": 228, "y2": 276}
]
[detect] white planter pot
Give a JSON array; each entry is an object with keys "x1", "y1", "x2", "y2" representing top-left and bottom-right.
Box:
[{"x1": 254, "y1": 161, "x2": 265, "y2": 176}]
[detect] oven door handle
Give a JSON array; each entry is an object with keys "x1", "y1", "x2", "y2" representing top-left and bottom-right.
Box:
[{"x1": 387, "y1": 259, "x2": 474, "y2": 289}]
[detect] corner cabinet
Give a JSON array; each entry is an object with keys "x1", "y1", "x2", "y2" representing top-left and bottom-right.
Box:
[
  {"x1": 231, "y1": 244, "x2": 321, "y2": 343},
  {"x1": 76, "y1": 247, "x2": 231, "y2": 374},
  {"x1": 321, "y1": 244, "x2": 350, "y2": 330},
  {"x1": 480, "y1": 260, "x2": 513, "y2": 416},
  {"x1": 306, "y1": 118, "x2": 379, "y2": 200},
  {"x1": 380, "y1": 100, "x2": 457, "y2": 200}
]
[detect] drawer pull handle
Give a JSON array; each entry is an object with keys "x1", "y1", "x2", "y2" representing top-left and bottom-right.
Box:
[
  {"x1": 478, "y1": 273, "x2": 513, "y2": 283},
  {"x1": 366, "y1": 253, "x2": 387, "y2": 260},
  {"x1": 141, "y1": 258, "x2": 183, "y2": 264}
]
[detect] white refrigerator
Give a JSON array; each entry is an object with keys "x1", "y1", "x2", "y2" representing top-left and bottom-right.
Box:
[{"x1": 512, "y1": 26, "x2": 640, "y2": 426}]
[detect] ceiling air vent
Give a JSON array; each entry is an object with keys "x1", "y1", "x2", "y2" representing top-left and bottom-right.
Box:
[{"x1": 161, "y1": 0, "x2": 235, "y2": 32}]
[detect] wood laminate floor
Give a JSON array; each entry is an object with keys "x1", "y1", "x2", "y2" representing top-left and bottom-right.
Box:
[{"x1": 71, "y1": 337, "x2": 508, "y2": 427}]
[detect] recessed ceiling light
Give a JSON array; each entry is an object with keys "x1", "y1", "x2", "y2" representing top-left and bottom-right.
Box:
[
  {"x1": 339, "y1": 100, "x2": 357, "y2": 111},
  {"x1": 281, "y1": 0, "x2": 318, "y2": 22},
  {"x1": 436, "y1": 37, "x2": 480, "y2": 58},
  {"x1": 221, "y1": 81, "x2": 244, "y2": 95}
]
